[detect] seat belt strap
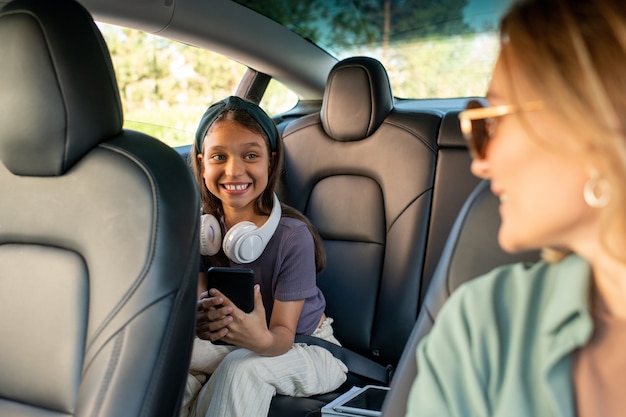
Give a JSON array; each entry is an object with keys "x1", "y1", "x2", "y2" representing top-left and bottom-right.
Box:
[{"x1": 295, "y1": 334, "x2": 393, "y2": 385}]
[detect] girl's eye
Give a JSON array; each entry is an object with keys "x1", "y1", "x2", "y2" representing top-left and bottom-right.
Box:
[
  {"x1": 245, "y1": 153, "x2": 258, "y2": 160},
  {"x1": 210, "y1": 154, "x2": 225, "y2": 161}
]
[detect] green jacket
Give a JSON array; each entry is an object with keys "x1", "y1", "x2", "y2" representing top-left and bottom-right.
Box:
[{"x1": 406, "y1": 254, "x2": 593, "y2": 417}]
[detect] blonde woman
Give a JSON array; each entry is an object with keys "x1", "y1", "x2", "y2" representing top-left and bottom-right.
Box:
[{"x1": 406, "y1": 0, "x2": 626, "y2": 416}]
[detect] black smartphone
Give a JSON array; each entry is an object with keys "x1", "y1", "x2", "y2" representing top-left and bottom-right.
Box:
[
  {"x1": 205, "y1": 267, "x2": 255, "y2": 346},
  {"x1": 205, "y1": 266, "x2": 254, "y2": 313}
]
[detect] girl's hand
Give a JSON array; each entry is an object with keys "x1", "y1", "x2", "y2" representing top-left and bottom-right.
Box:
[
  {"x1": 197, "y1": 285, "x2": 303, "y2": 356},
  {"x1": 215, "y1": 285, "x2": 271, "y2": 349},
  {"x1": 195, "y1": 289, "x2": 234, "y2": 342}
]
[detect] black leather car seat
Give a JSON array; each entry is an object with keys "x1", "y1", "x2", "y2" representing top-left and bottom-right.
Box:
[
  {"x1": 0, "y1": 0, "x2": 199, "y2": 415},
  {"x1": 419, "y1": 111, "x2": 482, "y2": 301},
  {"x1": 381, "y1": 180, "x2": 540, "y2": 417},
  {"x1": 271, "y1": 56, "x2": 442, "y2": 416}
]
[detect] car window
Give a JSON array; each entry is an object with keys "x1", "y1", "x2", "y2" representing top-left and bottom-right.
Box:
[
  {"x1": 233, "y1": 0, "x2": 514, "y2": 98},
  {"x1": 98, "y1": 23, "x2": 297, "y2": 147},
  {"x1": 260, "y1": 79, "x2": 299, "y2": 116},
  {"x1": 98, "y1": 0, "x2": 513, "y2": 146}
]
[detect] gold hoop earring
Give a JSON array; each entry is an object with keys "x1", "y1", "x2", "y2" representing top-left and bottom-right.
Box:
[{"x1": 583, "y1": 169, "x2": 611, "y2": 208}]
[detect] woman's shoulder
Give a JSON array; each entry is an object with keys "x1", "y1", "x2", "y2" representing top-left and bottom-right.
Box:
[
  {"x1": 459, "y1": 258, "x2": 551, "y2": 300},
  {"x1": 459, "y1": 254, "x2": 588, "y2": 299},
  {"x1": 441, "y1": 254, "x2": 590, "y2": 329}
]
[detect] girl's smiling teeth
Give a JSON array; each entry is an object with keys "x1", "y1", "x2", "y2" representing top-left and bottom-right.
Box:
[{"x1": 223, "y1": 183, "x2": 250, "y2": 191}]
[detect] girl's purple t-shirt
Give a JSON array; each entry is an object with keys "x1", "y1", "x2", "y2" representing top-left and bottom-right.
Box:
[{"x1": 200, "y1": 216, "x2": 326, "y2": 335}]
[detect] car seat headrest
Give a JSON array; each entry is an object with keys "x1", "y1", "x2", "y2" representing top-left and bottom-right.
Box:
[
  {"x1": 321, "y1": 56, "x2": 394, "y2": 142},
  {"x1": 0, "y1": 0, "x2": 123, "y2": 177}
]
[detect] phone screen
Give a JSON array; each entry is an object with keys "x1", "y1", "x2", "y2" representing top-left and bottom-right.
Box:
[{"x1": 206, "y1": 267, "x2": 254, "y2": 313}]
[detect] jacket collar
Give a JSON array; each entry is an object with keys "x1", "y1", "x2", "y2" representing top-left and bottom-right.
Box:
[{"x1": 542, "y1": 254, "x2": 592, "y2": 335}]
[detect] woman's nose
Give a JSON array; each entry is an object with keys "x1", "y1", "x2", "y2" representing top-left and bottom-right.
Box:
[{"x1": 470, "y1": 156, "x2": 490, "y2": 179}]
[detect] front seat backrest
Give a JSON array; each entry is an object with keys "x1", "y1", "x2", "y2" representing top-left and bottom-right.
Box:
[
  {"x1": 381, "y1": 180, "x2": 540, "y2": 417},
  {"x1": 0, "y1": 0, "x2": 199, "y2": 415}
]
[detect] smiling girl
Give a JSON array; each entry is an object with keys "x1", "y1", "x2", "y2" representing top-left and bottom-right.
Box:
[{"x1": 182, "y1": 96, "x2": 347, "y2": 417}]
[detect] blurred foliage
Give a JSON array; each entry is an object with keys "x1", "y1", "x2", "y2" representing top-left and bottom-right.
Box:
[
  {"x1": 102, "y1": 25, "x2": 245, "y2": 112},
  {"x1": 352, "y1": 33, "x2": 499, "y2": 98},
  {"x1": 236, "y1": 0, "x2": 472, "y2": 54},
  {"x1": 100, "y1": 23, "x2": 297, "y2": 147}
]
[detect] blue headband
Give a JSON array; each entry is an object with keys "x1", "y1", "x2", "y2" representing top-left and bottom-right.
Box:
[{"x1": 194, "y1": 96, "x2": 278, "y2": 154}]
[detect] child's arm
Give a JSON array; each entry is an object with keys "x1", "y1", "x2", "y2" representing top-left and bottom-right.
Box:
[
  {"x1": 215, "y1": 284, "x2": 304, "y2": 356},
  {"x1": 258, "y1": 297, "x2": 304, "y2": 356}
]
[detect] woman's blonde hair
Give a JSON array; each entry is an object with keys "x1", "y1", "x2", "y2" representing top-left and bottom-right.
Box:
[{"x1": 500, "y1": 0, "x2": 626, "y2": 262}]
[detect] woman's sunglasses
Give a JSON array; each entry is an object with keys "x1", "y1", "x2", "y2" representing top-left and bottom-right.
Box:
[{"x1": 458, "y1": 99, "x2": 544, "y2": 159}]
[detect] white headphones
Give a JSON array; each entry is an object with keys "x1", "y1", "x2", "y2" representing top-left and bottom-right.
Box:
[{"x1": 199, "y1": 193, "x2": 282, "y2": 264}]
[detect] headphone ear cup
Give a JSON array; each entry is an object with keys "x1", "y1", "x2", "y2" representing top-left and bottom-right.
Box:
[
  {"x1": 222, "y1": 221, "x2": 259, "y2": 263},
  {"x1": 221, "y1": 193, "x2": 283, "y2": 264},
  {"x1": 199, "y1": 214, "x2": 222, "y2": 256}
]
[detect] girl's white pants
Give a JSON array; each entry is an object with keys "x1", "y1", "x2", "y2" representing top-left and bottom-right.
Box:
[{"x1": 180, "y1": 317, "x2": 348, "y2": 417}]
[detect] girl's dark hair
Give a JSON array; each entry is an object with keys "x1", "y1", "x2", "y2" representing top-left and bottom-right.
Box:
[{"x1": 190, "y1": 101, "x2": 326, "y2": 273}]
